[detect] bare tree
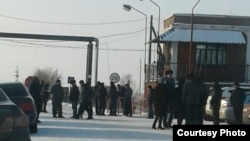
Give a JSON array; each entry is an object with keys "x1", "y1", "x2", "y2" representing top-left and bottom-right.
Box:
[
  {"x1": 119, "y1": 73, "x2": 138, "y2": 94},
  {"x1": 33, "y1": 67, "x2": 62, "y2": 86}
]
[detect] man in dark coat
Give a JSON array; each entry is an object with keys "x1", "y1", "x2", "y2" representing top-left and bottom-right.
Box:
[
  {"x1": 117, "y1": 84, "x2": 125, "y2": 114},
  {"x1": 161, "y1": 70, "x2": 175, "y2": 128},
  {"x1": 148, "y1": 85, "x2": 154, "y2": 119},
  {"x1": 42, "y1": 83, "x2": 50, "y2": 113},
  {"x1": 175, "y1": 79, "x2": 185, "y2": 125},
  {"x1": 210, "y1": 82, "x2": 222, "y2": 125},
  {"x1": 181, "y1": 74, "x2": 205, "y2": 125},
  {"x1": 230, "y1": 82, "x2": 246, "y2": 124},
  {"x1": 109, "y1": 82, "x2": 118, "y2": 116},
  {"x1": 152, "y1": 83, "x2": 165, "y2": 130},
  {"x1": 94, "y1": 81, "x2": 101, "y2": 115},
  {"x1": 69, "y1": 80, "x2": 80, "y2": 119},
  {"x1": 78, "y1": 81, "x2": 94, "y2": 119},
  {"x1": 98, "y1": 83, "x2": 107, "y2": 115},
  {"x1": 50, "y1": 79, "x2": 65, "y2": 118},
  {"x1": 124, "y1": 84, "x2": 133, "y2": 117},
  {"x1": 157, "y1": 51, "x2": 165, "y2": 77},
  {"x1": 29, "y1": 76, "x2": 43, "y2": 123}
]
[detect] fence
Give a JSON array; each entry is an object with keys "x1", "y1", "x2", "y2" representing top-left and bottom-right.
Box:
[{"x1": 145, "y1": 63, "x2": 250, "y2": 83}]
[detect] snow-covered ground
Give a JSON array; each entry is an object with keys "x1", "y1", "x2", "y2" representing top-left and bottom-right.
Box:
[{"x1": 30, "y1": 102, "x2": 168, "y2": 141}]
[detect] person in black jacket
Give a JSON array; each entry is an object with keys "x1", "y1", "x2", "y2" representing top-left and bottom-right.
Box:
[
  {"x1": 152, "y1": 83, "x2": 165, "y2": 130},
  {"x1": 124, "y1": 84, "x2": 133, "y2": 117},
  {"x1": 148, "y1": 85, "x2": 154, "y2": 119},
  {"x1": 78, "y1": 81, "x2": 94, "y2": 119},
  {"x1": 69, "y1": 80, "x2": 80, "y2": 119},
  {"x1": 117, "y1": 84, "x2": 125, "y2": 115},
  {"x1": 210, "y1": 82, "x2": 222, "y2": 125},
  {"x1": 50, "y1": 79, "x2": 65, "y2": 118},
  {"x1": 29, "y1": 76, "x2": 43, "y2": 123},
  {"x1": 175, "y1": 79, "x2": 185, "y2": 125},
  {"x1": 181, "y1": 74, "x2": 205, "y2": 125},
  {"x1": 42, "y1": 83, "x2": 50, "y2": 113},
  {"x1": 99, "y1": 83, "x2": 107, "y2": 115},
  {"x1": 161, "y1": 70, "x2": 175, "y2": 128},
  {"x1": 230, "y1": 82, "x2": 246, "y2": 124},
  {"x1": 109, "y1": 82, "x2": 118, "y2": 116}
]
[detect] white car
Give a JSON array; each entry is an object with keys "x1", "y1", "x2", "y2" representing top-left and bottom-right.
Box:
[{"x1": 205, "y1": 86, "x2": 250, "y2": 121}]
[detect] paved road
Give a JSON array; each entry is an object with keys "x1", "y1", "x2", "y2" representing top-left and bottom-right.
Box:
[{"x1": 30, "y1": 102, "x2": 169, "y2": 141}]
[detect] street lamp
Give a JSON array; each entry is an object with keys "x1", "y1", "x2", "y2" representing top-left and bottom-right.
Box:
[
  {"x1": 123, "y1": 4, "x2": 148, "y2": 84},
  {"x1": 189, "y1": 0, "x2": 201, "y2": 74},
  {"x1": 123, "y1": 4, "x2": 147, "y2": 52}
]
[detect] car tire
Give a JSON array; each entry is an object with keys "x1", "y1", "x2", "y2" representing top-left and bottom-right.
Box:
[{"x1": 29, "y1": 123, "x2": 38, "y2": 133}]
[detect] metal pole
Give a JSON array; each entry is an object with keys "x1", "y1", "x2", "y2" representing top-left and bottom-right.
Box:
[
  {"x1": 148, "y1": 0, "x2": 160, "y2": 81},
  {"x1": 189, "y1": 0, "x2": 200, "y2": 74},
  {"x1": 94, "y1": 39, "x2": 99, "y2": 86},
  {"x1": 86, "y1": 42, "x2": 93, "y2": 84}
]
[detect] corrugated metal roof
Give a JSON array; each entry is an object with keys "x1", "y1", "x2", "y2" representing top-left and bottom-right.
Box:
[{"x1": 155, "y1": 28, "x2": 246, "y2": 44}]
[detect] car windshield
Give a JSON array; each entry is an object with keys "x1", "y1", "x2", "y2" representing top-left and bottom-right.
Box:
[{"x1": 0, "y1": 83, "x2": 29, "y2": 97}]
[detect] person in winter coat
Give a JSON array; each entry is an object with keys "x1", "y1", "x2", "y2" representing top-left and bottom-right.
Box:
[
  {"x1": 124, "y1": 84, "x2": 133, "y2": 117},
  {"x1": 152, "y1": 83, "x2": 165, "y2": 130},
  {"x1": 181, "y1": 74, "x2": 205, "y2": 125},
  {"x1": 78, "y1": 81, "x2": 94, "y2": 119},
  {"x1": 148, "y1": 85, "x2": 154, "y2": 119},
  {"x1": 98, "y1": 83, "x2": 107, "y2": 115},
  {"x1": 29, "y1": 76, "x2": 43, "y2": 123},
  {"x1": 117, "y1": 84, "x2": 125, "y2": 115},
  {"x1": 69, "y1": 80, "x2": 80, "y2": 119},
  {"x1": 175, "y1": 79, "x2": 185, "y2": 125},
  {"x1": 109, "y1": 82, "x2": 118, "y2": 116},
  {"x1": 50, "y1": 79, "x2": 65, "y2": 118},
  {"x1": 77, "y1": 80, "x2": 85, "y2": 119},
  {"x1": 161, "y1": 70, "x2": 175, "y2": 128},
  {"x1": 94, "y1": 81, "x2": 101, "y2": 115},
  {"x1": 210, "y1": 82, "x2": 222, "y2": 125},
  {"x1": 230, "y1": 82, "x2": 246, "y2": 124},
  {"x1": 42, "y1": 83, "x2": 50, "y2": 113}
]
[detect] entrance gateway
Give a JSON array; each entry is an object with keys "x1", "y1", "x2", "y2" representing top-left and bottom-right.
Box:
[{"x1": 0, "y1": 32, "x2": 99, "y2": 85}]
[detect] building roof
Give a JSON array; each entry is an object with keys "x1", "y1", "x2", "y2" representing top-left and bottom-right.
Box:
[{"x1": 153, "y1": 28, "x2": 246, "y2": 44}]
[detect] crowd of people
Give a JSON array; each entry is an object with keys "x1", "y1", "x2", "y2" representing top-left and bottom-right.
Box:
[
  {"x1": 148, "y1": 70, "x2": 246, "y2": 130},
  {"x1": 28, "y1": 71, "x2": 246, "y2": 129},
  {"x1": 28, "y1": 77, "x2": 135, "y2": 123}
]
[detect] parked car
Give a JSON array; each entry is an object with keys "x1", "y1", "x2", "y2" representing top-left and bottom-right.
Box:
[
  {"x1": 224, "y1": 91, "x2": 250, "y2": 124},
  {"x1": 0, "y1": 82, "x2": 38, "y2": 133},
  {"x1": 205, "y1": 86, "x2": 250, "y2": 121},
  {"x1": 0, "y1": 88, "x2": 31, "y2": 141}
]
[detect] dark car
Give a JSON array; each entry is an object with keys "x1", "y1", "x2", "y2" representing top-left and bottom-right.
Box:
[
  {"x1": 0, "y1": 88, "x2": 31, "y2": 141},
  {"x1": 0, "y1": 82, "x2": 38, "y2": 133}
]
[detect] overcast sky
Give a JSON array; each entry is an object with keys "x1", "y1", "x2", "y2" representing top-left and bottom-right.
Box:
[{"x1": 0, "y1": 0, "x2": 249, "y2": 91}]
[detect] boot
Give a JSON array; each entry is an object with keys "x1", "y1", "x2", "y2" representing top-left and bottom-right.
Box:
[
  {"x1": 152, "y1": 116, "x2": 158, "y2": 129},
  {"x1": 158, "y1": 117, "x2": 165, "y2": 130}
]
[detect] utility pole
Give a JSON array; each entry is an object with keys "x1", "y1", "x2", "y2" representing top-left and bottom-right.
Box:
[{"x1": 14, "y1": 66, "x2": 20, "y2": 82}]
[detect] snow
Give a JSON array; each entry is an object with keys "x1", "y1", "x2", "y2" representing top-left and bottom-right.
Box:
[{"x1": 30, "y1": 102, "x2": 168, "y2": 141}]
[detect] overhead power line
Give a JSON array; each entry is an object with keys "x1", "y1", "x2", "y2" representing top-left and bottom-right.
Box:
[{"x1": 0, "y1": 14, "x2": 145, "y2": 25}]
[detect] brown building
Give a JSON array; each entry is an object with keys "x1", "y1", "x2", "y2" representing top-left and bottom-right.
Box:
[{"x1": 143, "y1": 13, "x2": 250, "y2": 111}]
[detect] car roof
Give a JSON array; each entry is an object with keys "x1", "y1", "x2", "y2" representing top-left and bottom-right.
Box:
[
  {"x1": 221, "y1": 86, "x2": 250, "y2": 98},
  {"x1": 0, "y1": 82, "x2": 23, "y2": 85},
  {"x1": 222, "y1": 86, "x2": 250, "y2": 91}
]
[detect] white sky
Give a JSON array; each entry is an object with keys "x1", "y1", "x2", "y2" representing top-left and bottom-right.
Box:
[{"x1": 0, "y1": 0, "x2": 249, "y2": 91}]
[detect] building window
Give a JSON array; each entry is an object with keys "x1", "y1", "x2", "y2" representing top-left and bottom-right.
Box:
[{"x1": 196, "y1": 44, "x2": 226, "y2": 66}]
